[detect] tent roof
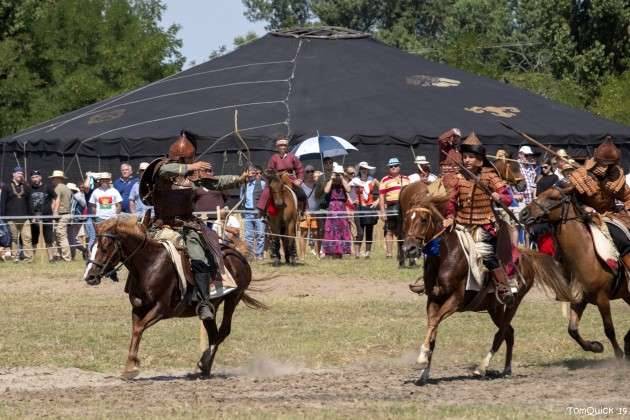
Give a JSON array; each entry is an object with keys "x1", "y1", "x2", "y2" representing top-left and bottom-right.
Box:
[{"x1": 2, "y1": 30, "x2": 630, "y2": 159}]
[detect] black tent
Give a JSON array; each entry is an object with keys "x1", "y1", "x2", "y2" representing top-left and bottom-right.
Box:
[{"x1": 2, "y1": 26, "x2": 630, "y2": 181}]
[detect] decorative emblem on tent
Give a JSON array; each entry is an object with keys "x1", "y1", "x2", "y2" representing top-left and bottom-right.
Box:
[
  {"x1": 406, "y1": 75, "x2": 461, "y2": 87},
  {"x1": 464, "y1": 106, "x2": 520, "y2": 118},
  {"x1": 88, "y1": 109, "x2": 126, "y2": 124}
]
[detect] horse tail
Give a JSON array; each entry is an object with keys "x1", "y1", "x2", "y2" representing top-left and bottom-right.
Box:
[
  {"x1": 518, "y1": 248, "x2": 575, "y2": 303},
  {"x1": 241, "y1": 292, "x2": 269, "y2": 310}
]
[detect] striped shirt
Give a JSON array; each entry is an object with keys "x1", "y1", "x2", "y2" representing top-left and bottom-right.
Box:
[{"x1": 379, "y1": 175, "x2": 409, "y2": 204}]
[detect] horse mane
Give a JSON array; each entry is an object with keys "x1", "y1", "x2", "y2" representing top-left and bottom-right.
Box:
[
  {"x1": 97, "y1": 214, "x2": 143, "y2": 238},
  {"x1": 402, "y1": 181, "x2": 449, "y2": 213}
]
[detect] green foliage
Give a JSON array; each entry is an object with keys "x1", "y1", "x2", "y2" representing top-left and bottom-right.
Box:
[
  {"x1": 242, "y1": 0, "x2": 630, "y2": 125},
  {"x1": 0, "y1": 0, "x2": 183, "y2": 137},
  {"x1": 590, "y1": 71, "x2": 630, "y2": 125},
  {"x1": 234, "y1": 31, "x2": 259, "y2": 47}
]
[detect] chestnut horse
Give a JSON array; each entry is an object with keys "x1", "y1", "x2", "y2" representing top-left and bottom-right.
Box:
[
  {"x1": 401, "y1": 181, "x2": 573, "y2": 384},
  {"x1": 83, "y1": 215, "x2": 266, "y2": 379},
  {"x1": 265, "y1": 171, "x2": 299, "y2": 266},
  {"x1": 520, "y1": 186, "x2": 630, "y2": 359}
]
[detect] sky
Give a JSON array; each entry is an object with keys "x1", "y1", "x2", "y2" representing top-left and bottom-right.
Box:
[{"x1": 161, "y1": 1, "x2": 268, "y2": 68}]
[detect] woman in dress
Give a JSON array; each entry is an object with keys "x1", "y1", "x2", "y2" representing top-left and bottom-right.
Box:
[
  {"x1": 349, "y1": 161, "x2": 379, "y2": 258},
  {"x1": 322, "y1": 163, "x2": 352, "y2": 258}
]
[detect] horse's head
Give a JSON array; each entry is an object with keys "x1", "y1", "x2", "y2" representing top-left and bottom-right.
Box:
[
  {"x1": 519, "y1": 186, "x2": 573, "y2": 226},
  {"x1": 400, "y1": 183, "x2": 444, "y2": 258},
  {"x1": 83, "y1": 215, "x2": 141, "y2": 286},
  {"x1": 494, "y1": 159, "x2": 524, "y2": 186},
  {"x1": 265, "y1": 170, "x2": 286, "y2": 208}
]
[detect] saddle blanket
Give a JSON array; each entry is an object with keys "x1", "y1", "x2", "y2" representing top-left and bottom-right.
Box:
[
  {"x1": 153, "y1": 226, "x2": 237, "y2": 299},
  {"x1": 588, "y1": 218, "x2": 630, "y2": 291}
]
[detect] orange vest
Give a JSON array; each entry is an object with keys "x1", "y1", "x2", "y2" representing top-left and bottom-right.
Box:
[{"x1": 454, "y1": 168, "x2": 506, "y2": 225}]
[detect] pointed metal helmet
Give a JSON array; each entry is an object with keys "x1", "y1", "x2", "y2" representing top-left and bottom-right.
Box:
[
  {"x1": 168, "y1": 130, "x2": 197, "y2": 161},
  {"x1": 593, "y1": 135, "x2": 620, "y2": 165},
  {"x1": 459, "y1": 131, "x2": 486, "y2": 157}
]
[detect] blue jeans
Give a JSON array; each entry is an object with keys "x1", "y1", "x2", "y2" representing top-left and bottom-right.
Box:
[
  {"x1": 86, "y1": 217, "x2": 96, "y2": 249},
  {"x1": 243, "y1": 212, "x2": 265, "y2": 257}
]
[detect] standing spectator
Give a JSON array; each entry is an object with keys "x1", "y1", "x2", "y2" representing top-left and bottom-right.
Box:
[
  {"x1": 28, "y1": 170, "x2": 57, "y2": 262},
  {"x1": 299, "y1": 164, "x2": 320, "y2": 259},
  {"x1": 114, "y1": 163, "x2": 137, "y2": 213},
  {"x1": 408, "y1": 156, "x2": 438, "y2": 184},
  {"x1": 89, "y1": 173, "x2": 123, "y2": 222},
  {"x1": 379, "y1": 158, "x2": 409, "y2": 263},
  {"x1": 83, "y1": 172, "x2": 98, "y2": 250},
  {"x1": 241, "y1": 164, "x2": 266, "y2": 260},
  {"x1": 50, "y1": 170, "x2": 72, "y2": 262},
  {"x1": 344, "y1": 165, "x2": 358, "y2": 245},
  {"x1": 129, "y1": 162, "x2": 153, "y2": 218},
  {"x1": 322, "y1": 163, "x2": 352, "y2": 258},
  {"x1": 314, "y1": 157, "x2": 334, "y2": 254},
  {"x1": 67, "y1": 182, "x2": 87, "y2": 260},
  {"x1": 517, "y1": 146, "x2": 539, "y2": 205},
  {"x1": 350, "y1": 161, "x2": 379, "y2": 258},
  {"x1": 0, "y1": 182, "x2": 11, "y2": 260},
  {"x1": 536, "y1": 159, "x2": 559, "y2": 194},
  {"x1": 3, "y1": 166, "x2": 32, "y2": 262}
]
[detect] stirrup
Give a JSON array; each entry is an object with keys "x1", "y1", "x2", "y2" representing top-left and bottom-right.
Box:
[
  {"x1": 409, "y1": 282, "x2": 425, "y2": 295},
  {"x1": 495, "y1": 284, "x2": 515, "y2": 306},
  {"x1": 196, "y1": 301, "x2": 215, "y2": 321}
]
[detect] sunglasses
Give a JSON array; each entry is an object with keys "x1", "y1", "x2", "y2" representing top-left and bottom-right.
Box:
[
  {"x1": 389, "y1": 165, "x2": 400, "y2": 168},
  {"x1": 305, "y1": 170, "x2": 314, "y2": 173}
]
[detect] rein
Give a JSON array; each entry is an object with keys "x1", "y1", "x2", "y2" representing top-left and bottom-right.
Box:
[
  {"x1": 406, "y1": 205, "x2": 446, "y2": 245},
  {"x1": 89, "y1": 230, "x2": 148, "y2": 279},
  {"x1": 530, "y1": 186, "x2": 586, "y2": 225}
]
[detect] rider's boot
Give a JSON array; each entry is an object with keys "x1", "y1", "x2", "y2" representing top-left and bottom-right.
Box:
[
  {"x1": 194, "y1": 273, "x2": 214, "y2": 321},
  {"x1": 492, "y1": 267, "x2": 516, "y2": 306},
  {"x1": 622, "y1": 253, "x2": 630, "y2": 271},
  {"x1": 409, "y1": 276, "x2": 425, "y2": 295}
]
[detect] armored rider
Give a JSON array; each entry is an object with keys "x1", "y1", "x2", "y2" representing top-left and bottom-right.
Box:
[
  {"x1": 566, "y1": 136, "x2": 630, "y2": 269},
  {"x1": 438, "y1": 128, "x2": 462, "y2": 190},
  {"x1": 442, "y1": 133, "x2": 517, "y2": 305},
  {"x1": 142, "y1": 131, "x2": 247, "y2": 321}
]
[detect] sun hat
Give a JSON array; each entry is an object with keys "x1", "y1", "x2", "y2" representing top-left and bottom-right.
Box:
[
  {"x1": 98, "y1": 172, "x2": 112, "y2": 180},
  {"x1": 414, "y1": 155, "x2": 430, "y2": 165},
  {"x1": 67, "y1": 182, "x2": 79, "y2": 192},
  {"x1": 49, "y1": 170, "x2": 67, "y2": 179},
  {"x1": 275, "y1": 137, "x2": 289, "y2": 146},
  {"x1": 518, "y1": 145, "x2": 534, "y2": 155},
  {"x1": 387, "y1": 157, "x2": 401, "y2": 167},
  {"x1": 357, "y1": 161, "x2": 375, "y2": 170},
  {"x1": 138, "y1": 162, "x2": 149, "y2": 172},
  {"x1": 332, "y1": 163, "x2": 345, "y2": 174}
]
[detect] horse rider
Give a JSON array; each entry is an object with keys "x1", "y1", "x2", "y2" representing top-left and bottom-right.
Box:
[
  {"x1": 142, "y1": 130, "x2": 247, "y2": 321},
  {"x1": 256, "y1": 136, "x2": 307, "y2": 214},
  {"x1": 566, "y1": 136, "x2": 630, "y2": 269},
  {"x1": 438, "y1": 128, "x2": 462, "y2": 190},
  {"x1": 442, "y1": 132, "x2": 517, "y2": 305}
]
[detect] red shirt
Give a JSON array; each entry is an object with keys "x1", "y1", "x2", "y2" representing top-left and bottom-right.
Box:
[{"x1": 267, "y1": 153, "x2": 304, "y2": 180}]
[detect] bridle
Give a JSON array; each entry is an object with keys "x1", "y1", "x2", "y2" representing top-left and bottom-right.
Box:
[
  {"x1": 405, "y1": 206, "x2": 445, "y2": 246},
  {"x1": 87, "y1": 230, "x2": 148, "y2": 280},
  {"x1": 528, "y1": 186, "x2": 586, "y2": 225}
]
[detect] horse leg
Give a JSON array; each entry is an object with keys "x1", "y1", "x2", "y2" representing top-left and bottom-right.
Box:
[
  {"x1": 624, "y1": 297, "x2": 630, "y2": 359},
  {"x1": 271, "y1": 237, "x2": 281, "y2": 266},
  {"x1": 595, "y1": 292, "x2": 624, "y2": 359},
  {"x1": 503, "y1": 325, "x2": 515, "y2": 376},
  {"x1": 568, "y1": 300, "x2": 604, "y2": 353},
  {"x1": 198, "y1": 314, "x2": 220, "y2": 377},
  {"x1": 474, "y1": 305, "x2": 516, "y2": 377},
  {"x1": 416, "y1": 294, "x2": 460, "y2": 385},
  {"x1": 122, "y1": 304, "x2": 163, "y2": 380}
]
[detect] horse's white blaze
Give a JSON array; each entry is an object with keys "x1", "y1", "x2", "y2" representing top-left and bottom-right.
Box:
[
  {"x1": 411, "y1": 212, "x2": 416, "y2": 221},
  {"x1": 416, "y1": 344, "x2": 430, "y2": 365},
  {"x1": 480, "y1": 351, "x2": 494, "y2": 370},
  {"x1": 83, "y1": 243, "x2": 99, "y2": 280}
]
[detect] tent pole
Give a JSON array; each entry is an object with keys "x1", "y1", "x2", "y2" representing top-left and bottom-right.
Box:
[
  {"x1": 75, "y1": 153, "x2": 85, "y2": 181},
  {"x1": 23, "y1": 143, "x2": 27, "y2": 176}
]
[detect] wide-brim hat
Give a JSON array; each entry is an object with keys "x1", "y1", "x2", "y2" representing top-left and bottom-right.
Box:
[
  {"x1": 49, "y1": 170, "x2": 67, "y2": 179},
  {"x1": 98, "y1": 172, "x2": 112, "y2": 180},
  {"x1": 138, "y1": 162, "x2": 150, "y2": 172},
  {"x1": 357, "y1": 161, "x2": 375, "y2": 170},
  {"x1": 518, "y1": 145, "x2": 536, "y2": 155},
  {"x1": 414, "y1": 155, "x2": 430, "y2": 165},
  {"x1": 67, "y1": 182, "x2": 79, "y2": 192},
  {"x1": 332, "y1": 163, "x2": 345, "y2": 174},
  {"x1": 275, "y1": 137, "x2": 289, "y2": 146}
]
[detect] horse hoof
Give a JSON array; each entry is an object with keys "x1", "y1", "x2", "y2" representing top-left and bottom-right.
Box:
[
  {"x1": 272, "y1": 260, "x2": 280, "y2": 267},
  {"x1": 589, "y1": 341, "x2": 604, "y2": 353},
  {"x1": 473, "y1": 368, "x2": 485, "y2": 377},
  {"x1": 121, "y1": 368, "x2": 140, "y2": 380},
  {"x1": 415, "y1": 368, "x2": 430, "y2": 386},
  {"x1": 503, "y1": 368, "x2": 512, "y2": 377}
]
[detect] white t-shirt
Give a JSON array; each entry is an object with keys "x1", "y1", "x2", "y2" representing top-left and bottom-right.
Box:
[
  {"x1": 89, "y1": 187, "x2": 123, "y2": 220},
  {"x1": 301, "y1": 183, "x2": 319, "y2": 212},
  {"x1": 408, "y1": 173, "x2": 438, "y2": 184}
]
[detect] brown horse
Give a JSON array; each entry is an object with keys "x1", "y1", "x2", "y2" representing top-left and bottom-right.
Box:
[
  {"x1": 520, "y1": 186, "x2": 630, "y2": 359},
  {"x1": 401, "y1": 182, "x2": 573, "y2": 384},
  {"x1": 265, "y1": 170, "x2": 299, "y2": 266},
  {"x1": 83, "y1": 215, "x2": 266, "y2": 379}
]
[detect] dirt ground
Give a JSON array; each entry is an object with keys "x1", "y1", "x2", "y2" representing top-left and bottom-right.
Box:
[{"x1": 1, "y1": 270, "x2": 629, "y2": 419}]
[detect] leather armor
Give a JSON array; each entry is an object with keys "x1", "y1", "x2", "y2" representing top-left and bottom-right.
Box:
[
  {"x1": 568, "y1": 165, "x2": 630, "y2": 213},
  {"x1": 454, "y1": 168, "x2": 507, "y2": 225}
]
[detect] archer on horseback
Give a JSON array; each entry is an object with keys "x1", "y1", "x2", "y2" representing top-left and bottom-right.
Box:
[
  {"x1": 141, "y1": 130, "x2": 247, "y2": 321},
  {"x1": 565, "y1": 136, "x2": 630, "y2": 269},
  {"x1": 256, "y1": 135, "x2": 307, "y2": 215},
  {"x1": 442, "y1": 132, "x2": 518, "y2": 305}
]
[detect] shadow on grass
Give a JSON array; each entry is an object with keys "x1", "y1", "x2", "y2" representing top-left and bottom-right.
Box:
[
  {"x1": 537, "y1": 357, "x2": 620, "y2": 371},
  {"x1": 133, "y1": 370, "x2": 237, "y2": 382},
  {"x1": 405, "y1": 368, "x2": 525, "y2": 386}
]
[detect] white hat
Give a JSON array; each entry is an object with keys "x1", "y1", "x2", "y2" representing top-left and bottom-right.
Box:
[
  {"x1": 138, "y1": 162, "x2": 150, "y2": 172},
  {"x1": 556, "y1": 149, "x2": 569, "y2": 158},
  {"x1": 67, "y1": 182, "x2": 79, "y2": 192},
  {"x1": 357, "y1": 161, "x2": 375, "y2": 170},
  {"x1": 332, "y1": 163, "x2": 344, "y2": 174},
  {"x1": 414, "y1": 155, "x2": 430, "y2": 165},
  {"x1": 518, "y1": 145, "x2": 534, "y2": 155},
  {"x1": 98, "y1": 172, "x2": 112, "y2": 180},
  {"x1": 49, "y1": 170, "x2": 67, "y2": 179}
]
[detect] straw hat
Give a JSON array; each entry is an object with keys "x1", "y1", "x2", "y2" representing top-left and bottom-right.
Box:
[
  {"x1": 357, "y1": 161, "x2": 375, "y2": 170},
  {"x1": 414, "y1": 155, "x2": 430, "y2": 165},
  {"x1": 67, "y1": 182, "x2": 79, "y2": 192},
  {"x1": 49, "y1": 170, "x2": 67, "y2": 179},
  {"x1": 98, "y1": 172, "x2": 112, "y2": 180}
]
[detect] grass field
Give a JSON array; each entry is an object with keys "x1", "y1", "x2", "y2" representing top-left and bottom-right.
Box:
[{"x1": 0, "y1": 244, "x2": 629, "y2": 419}]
